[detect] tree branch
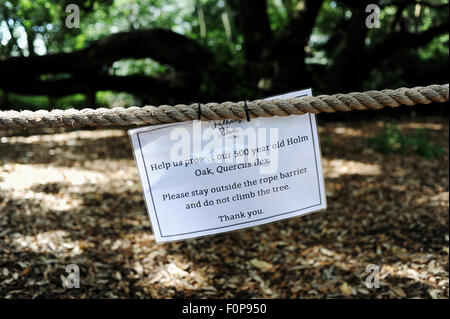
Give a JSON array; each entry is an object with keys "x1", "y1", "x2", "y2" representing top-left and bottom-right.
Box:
[
  {"x1": 0, "y1": 29, "x2": 213, "y2": 77},
  {"x1": 365, "y1": 22, "x2": 449, "y2": 71},
  {"x1": 285, "y1": 0, "x2": 324, "y2": 42},
  {"x1": 328, "y1": 0, "x2": 373, "y2": 92},
  {"x1": 0, "y1": 74, "x2": 194, "y2": 100}
]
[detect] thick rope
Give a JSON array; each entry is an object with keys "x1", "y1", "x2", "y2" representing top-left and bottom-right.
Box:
[{"x1": 0, "y1": 84, "x2": 448, "y2": 129}]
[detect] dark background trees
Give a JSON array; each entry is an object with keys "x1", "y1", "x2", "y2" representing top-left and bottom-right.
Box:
[
  {"x1": 0, "y1": 0, "x2": 448, "y2": 110},
  {"x1": 0, "y1": 1, "x2": 448, "y2": 300}
]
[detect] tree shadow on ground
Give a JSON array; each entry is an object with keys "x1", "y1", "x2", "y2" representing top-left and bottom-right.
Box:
[{"x1": 0, "y1": 119, "x2": 448, "y2": 298}]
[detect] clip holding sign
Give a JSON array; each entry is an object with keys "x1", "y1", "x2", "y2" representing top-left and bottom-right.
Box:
[
  {"x1": 243, "y1": 100, "x2": 251, "y2": 122},
  {"x1": 198, "y1": 101, "x2": 250, "y2": 122}
]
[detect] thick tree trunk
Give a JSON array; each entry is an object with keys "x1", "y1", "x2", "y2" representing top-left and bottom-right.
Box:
[
  {"x1": 271, "y1": 0, "x2": 324, "y2": 92},
  {"x1": 226, "y1": 0, "x2": 273, "y2": 91},
  {"x1": 227, "y1": 0, "x2": 272, "y2": 64},
  {"x1": 328, "y1": 1, "x2": 371, "y2": 92},
  {"x1": 85, "y1": 88, "x2": 96, "y2": 108}
]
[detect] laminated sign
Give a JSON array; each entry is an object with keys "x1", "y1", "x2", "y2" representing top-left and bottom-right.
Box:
[{"x1": 129, "y1": 89, "x2": 326, "y2": 242}]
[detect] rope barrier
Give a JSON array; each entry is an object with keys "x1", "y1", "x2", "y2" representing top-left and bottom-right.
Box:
[{"x1": 0, "y1": 83, "x2": 447, "y2": 129}]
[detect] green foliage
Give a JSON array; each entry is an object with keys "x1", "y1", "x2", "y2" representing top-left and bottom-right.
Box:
[
  {"x1": 0, "y1": 90, "x2": 86, "y2": 111},
  {"x1": 96, "y1": 91, "x2": 139, "y2": 107},
  {"x1": 368, "y1": 122, "x2": 445, "y2": 159},
  {"x1": 0, "y1": 0, "x2": 448, "y2": 108}
]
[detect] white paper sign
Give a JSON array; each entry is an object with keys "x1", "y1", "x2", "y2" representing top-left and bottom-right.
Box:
[{"x1": 129, "y1": 89, "x2": 326, "y2": 242}]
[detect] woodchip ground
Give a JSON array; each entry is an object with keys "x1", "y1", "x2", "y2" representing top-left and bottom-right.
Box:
[{"x1": 0, "y1": 116, "x2": 448, "y2": 298}]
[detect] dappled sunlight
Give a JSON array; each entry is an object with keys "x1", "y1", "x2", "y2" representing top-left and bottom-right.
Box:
[
  {"x1": 398, "y1": 122, "x2": 445, "y2": 131},
  {"x1": 103, "y1": 233, "x2": 213, "y2": 297},
  {"x1": 143, "y1": 262, "x2": 209, "y2": 293},
  {"x1": 0, "y1": 156, "x2": 141, "y2": 214},
  {"x1": 0, "y1": 118, "x2": 448, "y2": 298},
  {"x1": 80, "y1": 159, "x2": 136, "y2": 173},
  {"x1": 414, "y1": 191, "x2": 449, "y2": 208},
  {"x1": 322, "y1": 159, "x2": 381, "y2": 178},
  {"x1": 1, "y1": 130, "x2": 126, "y2": 145},
  {"x1": 2, "y1": 188, "x2": 82, "y2": 213},
  {"x1": 0, "y1": 129, "x2": 133, "y2": 166},
  {"x1": 333, "y1": 127, "x2": 364, "y2": 137},
  {"x1": 0, "y1": 164, "x2": 108, "y2": 190},
  {"x1": 11, "y1": 230, "x2": 88, "y2": 257},
  {"x1": 0, "y1": 0, "x2": 448, "y2": 300},
  {"x1": 265, "y1": 245, "x2": 450, "y2": 298},
  {"x1": 380, "y1": 260, "x2": 449, "y2": 297},
  {"x1": 133, "y1": 242, "x2": 450, "y2": 298}
]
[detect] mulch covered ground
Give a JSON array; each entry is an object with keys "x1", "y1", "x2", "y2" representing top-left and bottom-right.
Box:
[{"x1": 0, "y1": 116, "x2": 448, "y2": 298}]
